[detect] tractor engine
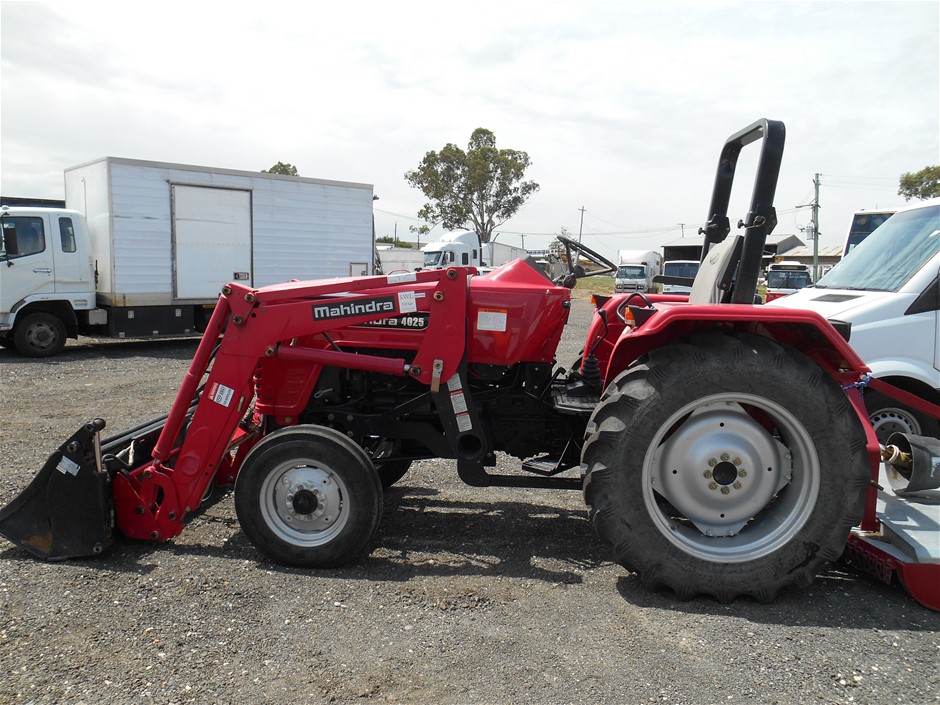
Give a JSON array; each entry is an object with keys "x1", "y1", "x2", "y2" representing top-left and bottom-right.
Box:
[{"x1": 301, "y1": 356, "x2": 585, "y2": 469}]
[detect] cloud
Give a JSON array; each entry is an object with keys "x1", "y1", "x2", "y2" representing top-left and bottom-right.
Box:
[{"x1": 1, "y1": 1, "x2": 936, "y2": 257}]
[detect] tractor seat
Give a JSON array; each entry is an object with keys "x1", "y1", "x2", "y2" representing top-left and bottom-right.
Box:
[{"x1": 688, "y1": 234, "x2": 743, "y2": 305}]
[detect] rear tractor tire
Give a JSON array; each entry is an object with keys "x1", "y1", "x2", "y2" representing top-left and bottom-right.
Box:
[
  {"x1": 582, "y1": 332, "x2": 870, "y2": 603},
  {"x1": 234, "y1": 425, "x2": 383, "y2": 567}
]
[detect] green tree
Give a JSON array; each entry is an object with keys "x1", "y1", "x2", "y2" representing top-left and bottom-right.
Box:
[
  {"x1": 376, "y1": 236, "x2": 395, "y2": 244},
  {"x1": 404, "y1": 128, "x2": 539, "y2": 242},
  {"x1": 262, "y1": 162, "x2": 299, "y2": 176},
  {"x1": 898, "y1": 166, "x2": 940, "y2": 201}
]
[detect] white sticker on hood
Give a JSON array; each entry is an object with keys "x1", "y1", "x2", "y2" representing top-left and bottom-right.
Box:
[{"x1": 477, "y1": 309, "x2": 508, "y2": 332}]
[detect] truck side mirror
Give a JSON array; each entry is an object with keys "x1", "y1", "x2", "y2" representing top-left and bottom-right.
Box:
[{"x1": 1, "y1": 229, "x2": 13, "y2": 264}]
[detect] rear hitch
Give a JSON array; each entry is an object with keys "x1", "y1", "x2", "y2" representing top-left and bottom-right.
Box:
[{"x1": 0, "y1": 419, "x2": 115, "y2": 560}]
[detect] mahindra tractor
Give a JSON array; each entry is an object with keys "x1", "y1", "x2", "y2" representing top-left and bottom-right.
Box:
[{"x1": 2, "y1": 120, "x2": 938, "y2": 608}]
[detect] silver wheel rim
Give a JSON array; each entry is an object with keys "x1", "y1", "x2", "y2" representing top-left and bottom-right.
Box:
[
  {"x1": 643, "y1": 392, "x2": 820, "y2": 563},
  {"x1": 869, "y1": 406, "x2": 920, "y2": 445},
  {"x1": 259, "y1": 459, "x2": 350, "y2": 546}
]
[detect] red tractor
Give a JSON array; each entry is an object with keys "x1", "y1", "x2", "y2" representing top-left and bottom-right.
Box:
[{"x1": 2, "y1": 119, "x2": 937, "y2": 607}]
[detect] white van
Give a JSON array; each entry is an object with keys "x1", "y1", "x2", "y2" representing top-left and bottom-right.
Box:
[{"x1": 769, "y1": 197, "x2": 939, "y2": 443}]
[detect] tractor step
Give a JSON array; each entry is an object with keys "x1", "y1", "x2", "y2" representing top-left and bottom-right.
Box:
[
  {"x1": 522, "y1": 456, "x2": 565, "y2": 475},
  {"x1": 551, "y1": 392, "x2": 600, "y2": 414}
]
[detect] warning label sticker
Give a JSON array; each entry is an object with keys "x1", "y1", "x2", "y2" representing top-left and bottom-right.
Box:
[
  {"x1": 477, "y1": 309, "x2": 508, "y2": 332},
  {"x1": 446, "y1": 374, "x2": 463, "y2": 392},
  {"x1": 450, "y1": 391, "x2": 468, "y2": 414},
  {"x1": 56, "y1": 456, "x2": 81, "y2": 476},
  {"x1": 398, "y1": 291, "x2": 417, "y2": 313},
  {"x1": 456, "y1": 412, "x2": 473, "y2": 432},
  {"x1": 209, "y1": 382, "x2": 235, "y2": 408}
]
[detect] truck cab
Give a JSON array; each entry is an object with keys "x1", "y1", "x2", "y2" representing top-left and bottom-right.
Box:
[
  {"x1": 614, "y1": 250, "x2": 662, "y2": 293},
  {"x1": 660, "y1": 259, "x2": 700, "y2": 294},
  {"x1": 0, "y1": 206, "x2": 96, "y2": 356},
  {"x1": 421, "y1": 230, "x2": 481, "y2": 269}
]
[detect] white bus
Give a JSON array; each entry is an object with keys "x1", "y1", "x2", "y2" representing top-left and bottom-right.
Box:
[
  {"x1": 764, "y1": 261, "x2": 812, "y2": 302},
  {"x1": 842, "y1": 209, "x2": 896, "y2": 257}
]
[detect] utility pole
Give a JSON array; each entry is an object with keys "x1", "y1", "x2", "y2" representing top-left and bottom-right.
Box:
[
  {"x1": 812, "y1": 173, "x2": 820, "y2": 281},
  {"x1": 679, "y1": 223, "x2": 686, "y2": 238},
  {"x1": 578, "y1": 206, "x2": 586, "y2": 244}
]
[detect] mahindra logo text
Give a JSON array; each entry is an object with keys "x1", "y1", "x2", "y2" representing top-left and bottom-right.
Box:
[{"x1": 312, "y1": 296, "x2": 396, "y2": 321}]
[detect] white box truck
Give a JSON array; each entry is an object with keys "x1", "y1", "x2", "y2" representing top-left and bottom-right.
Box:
[
  {"x1": 0, "y1": 158, "x2": 375, "y2": 356},
  {"x1": 377, "y1": 246, "x2": 424, "y2": 273},
  {"x1": 614, "y1": 249, "x2": 662, "y2": 293}
]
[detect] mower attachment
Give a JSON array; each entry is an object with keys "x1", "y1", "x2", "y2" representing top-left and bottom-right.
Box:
[{"x1": 0, "y1": 418, "x2": 114, "y2": 560}]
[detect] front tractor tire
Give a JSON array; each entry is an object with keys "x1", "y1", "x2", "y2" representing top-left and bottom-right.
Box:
[
  {"x1": 583, "y1": 333, "x2": 870, "y2": 603},
  {"x1": 234, "y1": 425, "x2": 383, "y2": 568}
]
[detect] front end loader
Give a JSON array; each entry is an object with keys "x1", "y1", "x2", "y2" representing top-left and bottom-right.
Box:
[{"x1": 2, "y1": 119, "x2": 937, "y2": 608}]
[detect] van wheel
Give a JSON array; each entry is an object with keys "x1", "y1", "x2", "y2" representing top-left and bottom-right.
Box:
[
  {"x1": 865, "y1": 389, "x2": 940, "y2": 445},
  {"x1": 13, "y1": 312, "x2": 67, "y2": 357}
]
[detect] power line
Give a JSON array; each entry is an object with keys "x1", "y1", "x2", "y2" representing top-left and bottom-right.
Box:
[
  {"x1": 373, "y1": 207, "x2": 422, "y2": 220},
  {"x1": 820, "y1": 173, "x2": 897, "y2": 184},
  {"x1": 823, "y1": 183, "x2": 901, "y2": 193}
]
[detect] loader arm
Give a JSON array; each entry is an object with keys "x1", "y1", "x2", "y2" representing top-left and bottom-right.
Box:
[
  {"x1": 118, "y1": 267, "x2": 472, "y2": 541},
  {"x1": 2, "y1": 268, "x2": 473, "y2": 555}
]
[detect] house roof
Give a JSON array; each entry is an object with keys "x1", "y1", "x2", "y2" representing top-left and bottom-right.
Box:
[{"x1": 777, "y1": 244, "x2": 844, "y2": 258}]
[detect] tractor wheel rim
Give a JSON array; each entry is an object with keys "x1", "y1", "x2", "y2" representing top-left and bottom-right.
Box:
[
  {"x1": 643, "y1": 392, "x2": 820, "y2": 563},
  {"x1": 259, "y1": 461, "x2": 349, "y2": 546}
]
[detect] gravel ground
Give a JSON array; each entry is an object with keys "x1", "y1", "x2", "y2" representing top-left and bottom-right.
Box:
[{"x1": 1, "y1": 297, "x2": 938, "y2": 705}]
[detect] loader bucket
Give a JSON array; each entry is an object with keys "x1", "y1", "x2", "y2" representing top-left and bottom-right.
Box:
[{"x1": 0, "y1": 419, "x2": 114, "y2": 560}]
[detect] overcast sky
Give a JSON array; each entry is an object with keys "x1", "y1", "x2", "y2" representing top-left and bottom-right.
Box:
[{"x1": 2, "y1": 1, "x2": 937, "y2": 260}]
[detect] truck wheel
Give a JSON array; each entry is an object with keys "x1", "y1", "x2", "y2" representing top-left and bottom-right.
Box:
[
  {"x1": 375, "y1": 460, "x2": 412, "y2": 489},
  {"x1": 583, "y1": 333, "x2": 869, "y2": 603},
  {"x1": 234, "y1": 425, "x2": 382, "y2": 567},
  {"x1": 13, "y1": 312, "x2": 67, "y2": 357},
  {"x1": 865, "y1": 389, "x2": 940, "y2": 446}
]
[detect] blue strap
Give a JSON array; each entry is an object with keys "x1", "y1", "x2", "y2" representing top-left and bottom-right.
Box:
[{"x1": 843, "y1": 373, "x2": 872, "y2": 391}]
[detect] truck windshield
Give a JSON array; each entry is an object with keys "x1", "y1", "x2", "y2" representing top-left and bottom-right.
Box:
[
  {"x1": 1, "y1": 216, "x2": 46, "y2": 258},
  {"x1": 423, "y1": 251, "x2": 443, "y2": 268},
  {"x1": 817, "y1": 204, "x2": 939, "y2": 292},
  {"x1": 664, "y1": 262, "x2": 699, "y2": 279},
  {"x1": 766, "y1": 271, "x2": 811, "y2": 289},
  {"x1": 617, "y1": 266, "x2": 645, "y2": 278}
]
